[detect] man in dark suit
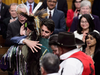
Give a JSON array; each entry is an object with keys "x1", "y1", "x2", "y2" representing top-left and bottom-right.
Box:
[
  {"x1": 2, "y1": 3, "x2": 18, "y2": 39},
  {"x1": 5, "y1": 4, "x2": 28, "y2": 46},
  {"x1": 40, "y1": 0, "x2": 68, "y2": 17},
  {"x1": 70, "y1": 0, "x2": 100, "y2": 32},
  {"x1": 0, "y1": 0, "x2": 10, "y2": 34},
  {"x1": 24, "y1": 0, "x2": 37, "y2": 14},
  {"x1": 46, "y1": 0, "x2": 66, "y2": 34}
]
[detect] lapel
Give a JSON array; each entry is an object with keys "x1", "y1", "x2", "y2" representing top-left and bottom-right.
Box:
[
  {"x1": 45, "y1": 8, "x2": 57, "y2": 20},
  {"x1": 52, "y1": 8, "x2": 57, "y2": 20}
]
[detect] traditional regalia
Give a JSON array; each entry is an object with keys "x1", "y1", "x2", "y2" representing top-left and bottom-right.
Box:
[{"x1": 0, "y1": 2, "x2": 49, "y2": 75}]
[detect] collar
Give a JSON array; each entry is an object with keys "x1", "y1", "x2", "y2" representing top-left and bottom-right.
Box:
[
  {"x1": 47, "y1": 7, "x2": 55, "y2": 18},
  {"x1": 78, "y1": 14, "x2": 94, "y2": 20},
  {"x1": 11, "y1": 16, "x2": 18, "y2": 20},
  {"x1": 27, "y1": 1, "x2": 34, "y2": 6},
  {"x1": 47, "y1": 73, "x2": 59, "y2": 75},
  {"x1": 60, "y1": 48, "x2": 80, "y2": 60}
]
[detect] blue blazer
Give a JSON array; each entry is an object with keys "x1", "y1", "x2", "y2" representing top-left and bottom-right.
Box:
[
  {"x1": 47, "y1": 8, "x2": 66, "y2": 34},
  {"x1": 70, "y1": 15, "x2": 100, "y2": 32}
]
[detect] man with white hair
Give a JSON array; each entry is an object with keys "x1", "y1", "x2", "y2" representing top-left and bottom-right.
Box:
[
  {"x1": 5, "y1": 4, "x2": 41, "y2": 49},
  {"x1": 70, "y1": 0, "x2": 100, "y2": 32}
]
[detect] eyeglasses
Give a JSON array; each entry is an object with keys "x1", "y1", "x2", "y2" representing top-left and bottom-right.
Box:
[
  {"x1": 75, "y1": 1, "x2": 81, "y2": 3},
  {"x1": 47, "y1": 0, "x2": 57, "y2": 3},
  {"x1": 81, "y1": 21, "x2": 88, "y2": 24}
]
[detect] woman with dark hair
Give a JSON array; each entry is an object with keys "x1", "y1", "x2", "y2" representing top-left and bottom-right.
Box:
[
  {"x1": 66, "y1": 0, "x2": 82, "y2": 31},
  {"x1": 74, "y1": 14, "x2": 99, "y2": 43},
  {"x1": 83, "y1": 32, "x2": 100, "y2": 75}
]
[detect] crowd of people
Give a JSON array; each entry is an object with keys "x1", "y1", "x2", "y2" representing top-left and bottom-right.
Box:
[{"x1": 0, "y1": 0, "x2": 100, "y2": 75}]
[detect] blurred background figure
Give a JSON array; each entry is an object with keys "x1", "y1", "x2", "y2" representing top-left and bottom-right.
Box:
[
  {"x1": 83, "y1": 32, "x2": 100, "y2": 75},
  {"x1": 2, "y1": 3, "x2": 18, "y2": 39},
  {"x1": 46, "y1": 0, "x2": 66, "y2": 34},
  {"x1": 39, "y1": 0, "x2": 68, "y2": 17},
  {"x1": 70, "y1": 0, "x2": 100, "y2": 32},
  {"x1": 74, "y1": 14, "x2": 99, "y2": 43},
  {"x1": 24, "y1": 0, "x2": 37, "y2": 14},
  {"x1": 66, "y1": 0, "x2": 82, "y2": 32},
  {"x1": 0, "y1": 0, "x2": 10, "y2": 35},
  {"x1": 92, "y1": 0, "x2": 100, "y2": 19},
  {"x1": 40, "y1": 53, "x2": 60, "y2": 75}
]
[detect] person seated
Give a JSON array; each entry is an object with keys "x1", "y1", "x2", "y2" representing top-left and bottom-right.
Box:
[
  {"x1": 2, "y1": 3, "x2": 18, "y2": 39},
  {"x1": 66, "y1": 0, "x2": 82, "y2": 32},
  {"x1": 83, "y1": 32, "x2": 100, "y2": 75},
  {"x1": 40, "y1": 53, "x2": 60, "y2": 75},
  {"x1": 45, "y1": 0, "x2": 66, "y2": 34},
  {"x1": 92, "y1": 0, "x2": 100, "y2": 19},
  {"x1": 24, "y1": 0, "x2": 37, "y2": 14},
  {"x1": 39, "y1": 0, "x2": 68, "y2": 17},
  {"x1": 70, "y1": 0, "x2": 100, "y2": 32},
  {"x1": 74, "y1": 14, "x2": 99, "y2": 42}
]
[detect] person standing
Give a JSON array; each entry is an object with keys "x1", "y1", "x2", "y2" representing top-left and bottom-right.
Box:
[{"x1": 56, "y1": 32, "x2": 95, "y2": 75}]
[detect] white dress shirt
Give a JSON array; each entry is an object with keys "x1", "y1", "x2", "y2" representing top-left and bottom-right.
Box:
[
  {"x1": 47, "y1": 7, "x2": 54, "y2": 18},
  {"x1": 26, "y1": 1, "x2": 34, "y2": 12},
  {"x1": 59, "y1": 49, "x2": 83, "y2": 75},
  {"x1": 47, "y1": 73, "x2": 59, "y2": 75}
]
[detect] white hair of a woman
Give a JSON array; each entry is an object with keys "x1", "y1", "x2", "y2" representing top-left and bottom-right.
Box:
[{"x1": 80, "y1": 0, "x2": 91, "y2": 8}]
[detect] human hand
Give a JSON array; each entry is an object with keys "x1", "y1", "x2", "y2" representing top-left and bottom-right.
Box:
[
  {"x1": 73, "y1": 9, "x2": 79, "y2": 18},
  {"x1": 20, "y1": 25, "x2": 26, "y2": 36},
  {"x1": 23, "y1": 39, "x2": 42, "y2": 53},
  {"x1": 82, "y1": 31, "x2": 88, "y2": 42}
]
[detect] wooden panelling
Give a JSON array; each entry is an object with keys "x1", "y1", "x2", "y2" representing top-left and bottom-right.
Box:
[{"x1": 67, "y1": 0, "x2": 94, "y2": 9}]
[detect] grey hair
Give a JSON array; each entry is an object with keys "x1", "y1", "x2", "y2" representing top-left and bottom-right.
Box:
[
  {"x1": 16, "y1": 4, "x2": 29, "y2": 15},
  {"x1": 80, "y1": 0, "x2": 91, "y2": 8},
  {"x1": 40, "y1": 53, "x2": 60, "y2": 73}
]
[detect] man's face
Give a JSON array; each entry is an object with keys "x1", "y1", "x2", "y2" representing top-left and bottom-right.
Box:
[
  {"x1": 41, "y1": 25, "x2": 53, "y2": 39},
  {"x1": 27, "y1": 0, "x2": 34, "y2": 3},
  {"x1": 9, "y1": 5, "x2": 18, "y2": 18},
  {"x1": 80, "y1": 6, "x2": 91, "y2": 15},
  {"x1": 47, "y1": 0, "x2": 57, "y2": 10},
  {"x1": 0, "y1": 0, "x2": 2, "y2": 3},
  {"x1": 17, "y1": 7, "x2": 27, "y2": 23}
]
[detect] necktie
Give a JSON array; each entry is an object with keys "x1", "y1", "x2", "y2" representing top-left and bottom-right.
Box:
[
  {"x1": 49, "y1": 11, "x2": 51, "y2": 19},
  {"x1": 29, "y1": 5, "x2": 32, "y2": 13}
]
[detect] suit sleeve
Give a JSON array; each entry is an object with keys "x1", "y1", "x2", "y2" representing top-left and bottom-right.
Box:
[
  {"x1": 94, "y1": 16, "x2": 100, "y2": 32},
  {"x1": 54, "y1": 12, "x2": 66, "y2": 34},
  {"x1": 70, "y1": 17, "x2": 78, "y2": 32},
  {"x1": 63, "y1": 0, "x2": 68, "y2": 17},
  {"x1": 10, "y1": 36, "x2": 27, "y2": 44},
  {"x1": 92, "y1": 0, "x2": 100, "y2": 18}
]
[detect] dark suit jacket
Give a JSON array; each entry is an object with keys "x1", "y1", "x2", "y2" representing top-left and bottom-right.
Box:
[
  {"x1": 5, "y1": 19, "x2": 22, "y2": 46},
  {"x1": 24, "y1": 2, "x2": 37, "y2": 10},
  {"x1": 70, "y1": 15, "x2": 100, "y2": 32},
  {"x1": 0, "y1": 3, "x2": 10, "y2": 33},
  {"x1": 39, "y1": 0, "x2": 68, "y2": 17},
  {"x1": 0, "y1": 3, "x2": 10, "y2": 21},
  {"x1": 46, "y1": 8, "x2": 66, "y2": 34},
  {"x1": 2, "y1": 17, "x2": 11, "y2": 39},
  {"x1": 92, "y1": 0, "x2": 100, "y2": 18}
]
